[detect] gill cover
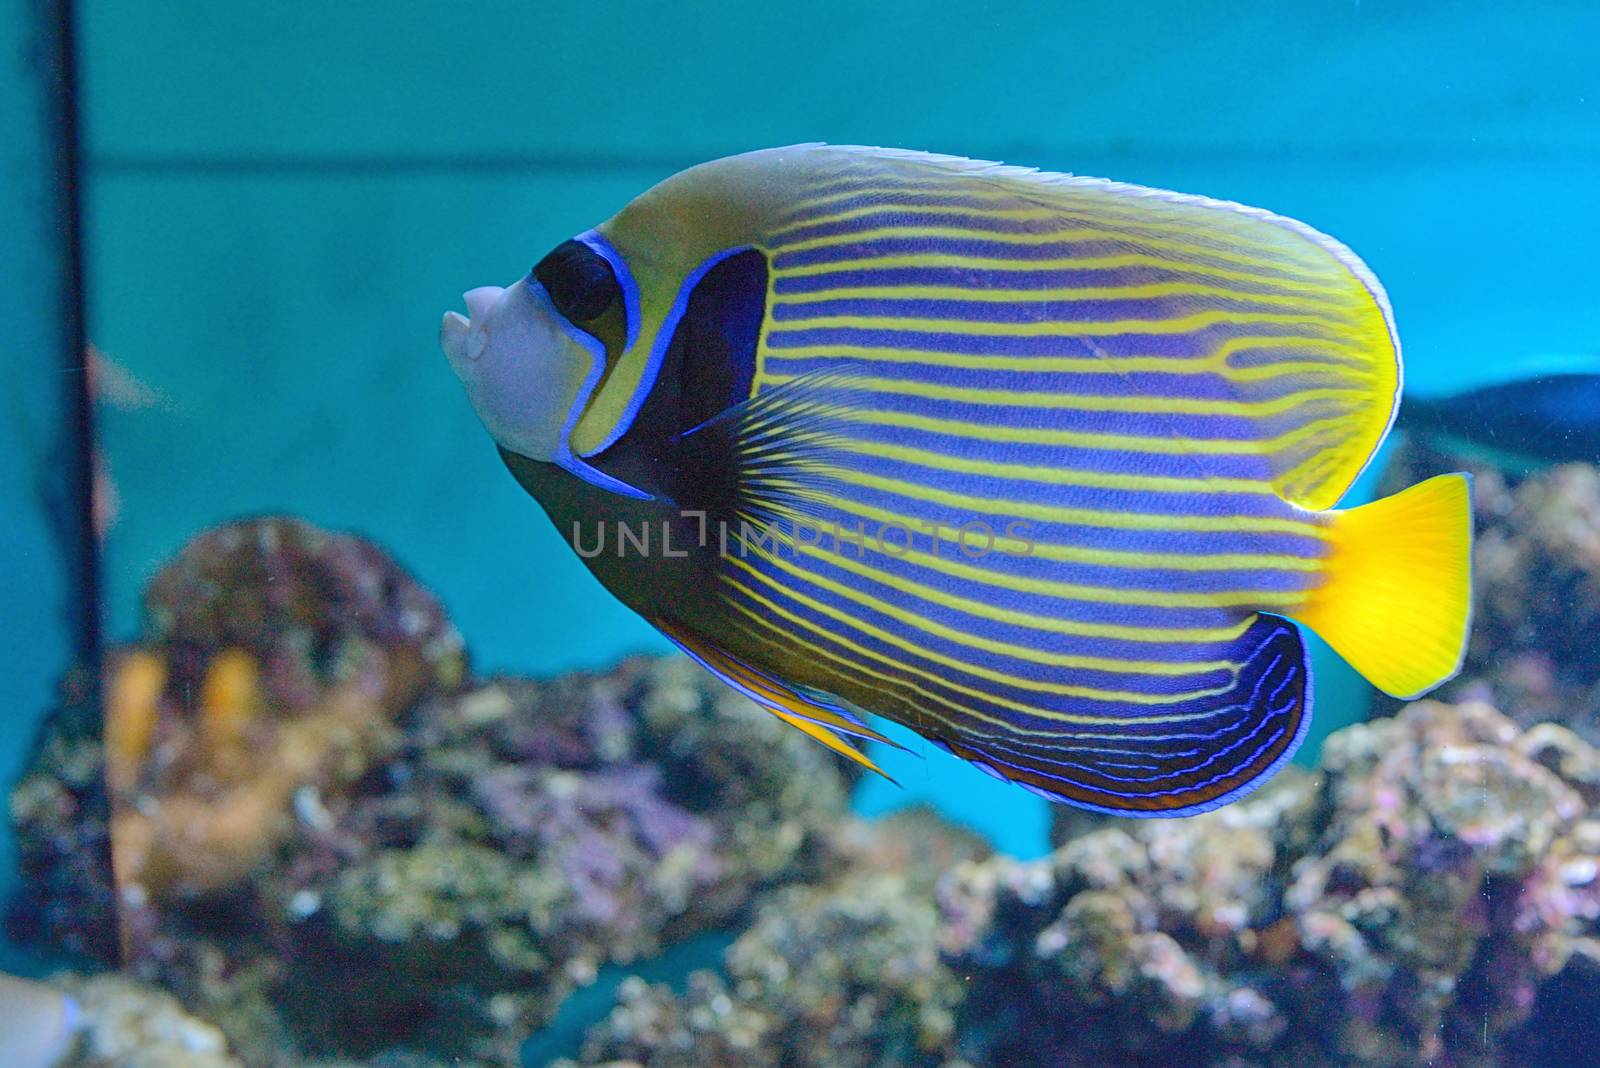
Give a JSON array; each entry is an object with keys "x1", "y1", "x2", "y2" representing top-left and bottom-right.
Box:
[{"x1": 567, "y1": 151, "x2": 822, "y2": 457}]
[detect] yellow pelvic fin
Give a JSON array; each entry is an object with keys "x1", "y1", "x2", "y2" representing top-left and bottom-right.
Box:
[
  {"x1": 764, "y1": 703, "x2": 893, "y2": 780},
  {"x1": 1293, "y1": 473, "x2": 1473, "y2": 699},
  {"x1": 655, "y1": 619, "x2": 896, "y2": 780}
]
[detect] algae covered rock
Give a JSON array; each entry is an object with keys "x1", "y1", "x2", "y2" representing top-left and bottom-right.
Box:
[
  {"x1": 257, "y1": 658, "x2": 856, "y2": 1066},
  {"x1": 937, "y1": 700, "x2": 1600, "y2": 1068},
  {"x1": 7, "y1": 519, "x2": 860, "y2": 1068},
  {"x1": 560, "y1": 700, "x2": 1600, "y2": 1068},
  {"x1": 6, "y1": 665, "x2": 119, "y2": 962},
  {"x1": 14, "y1": 512, "x2": 1600, "y2": 1068},
  {"x1": 559, "y1": 810, "x2": 987, "y2": 1068},
  {"x1": 52, "y1": 972, "x2": 244, "y2": 1068},
  {"x1": 9, "y1": 517, "x2": 470, "y2": 965}
]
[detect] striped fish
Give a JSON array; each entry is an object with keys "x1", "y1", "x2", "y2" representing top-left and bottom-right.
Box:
[{"x1": 440, "y1": 145, "x2": 1473, "y2": 816}]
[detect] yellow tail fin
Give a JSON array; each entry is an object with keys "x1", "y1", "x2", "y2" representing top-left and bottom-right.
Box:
[{"x1": 1293, "y1": 473, "x2": 1473, "y2": 699}]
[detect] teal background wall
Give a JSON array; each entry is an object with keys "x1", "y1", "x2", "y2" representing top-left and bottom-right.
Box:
[
  {"x1": 4, "y1": 1, "x2": 1597, "y2": 889},
  {"x1": 2, "y1": 0, "x2": 94, "y2": 974}
]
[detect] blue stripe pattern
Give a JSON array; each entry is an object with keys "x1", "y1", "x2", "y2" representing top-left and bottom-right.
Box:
[{"x1": 679, "y1": 150, "x2": 1397, "y2": 813}]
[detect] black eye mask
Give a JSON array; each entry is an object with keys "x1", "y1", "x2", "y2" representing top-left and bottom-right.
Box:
[{"x1": 533, "y1": 239, "x2": 620, "y2": 323}]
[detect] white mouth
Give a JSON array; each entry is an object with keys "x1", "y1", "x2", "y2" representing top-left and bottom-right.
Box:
[
  {"x1": 440, "y1": 310, "x2": 470, "y2": 364},
  {"x1": 440, "y1": 285, "x2": 511, "y2": 367}
]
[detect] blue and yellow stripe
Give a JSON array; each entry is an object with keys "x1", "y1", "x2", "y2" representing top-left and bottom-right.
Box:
[{"x1": 665, "y1": 149, "x2": 1396, "y2": 813}]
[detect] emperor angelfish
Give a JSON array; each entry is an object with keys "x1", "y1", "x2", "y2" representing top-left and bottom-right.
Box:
[{"x1": 440, "y1": 145, "x2": 1473, "y2": 817}]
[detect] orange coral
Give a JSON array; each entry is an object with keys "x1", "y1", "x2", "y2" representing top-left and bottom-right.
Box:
[
  {"x1": 110, "y1": 649, "x2": 399, "y2": 904},
  {"x1": 198, "y1": 648, "x2": 261, "y2": 779},
  {"x1": 104, "y1": 652, "x2": 165, "y2": 799}
]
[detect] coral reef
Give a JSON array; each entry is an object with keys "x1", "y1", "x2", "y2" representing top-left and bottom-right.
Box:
[
  {"x1": 7, "y1": 665, "x2": 119, "y2": 961},
  {"x1": 10, "y1": 518, "x2": 469, "y2": 963},
  {"x1": 14, "y1": 497, "x2": 1600, "y2": 1068},
  {"x1": 9, "y1": 519, "x2": 861, "y2": 1068},
  {"x1": 51, "y1": 972, "x2": 244, "y2": 1068},
  {"x1": 1381, "y1": 440, "x2": 1600, "y2": 742},
  {"x1": 562, "y1": 701, "x2": 1600, "y2": 1068},
  {"x1": 110, "y1": 518, "x2": 470, "y2": 902},
  {"x1": 556, "y1": 809, "x2": 987, "y2": 1068},
  {"x1": 242, "y1": 658, "x2": 858, "y2": 1067},
  {"x1": 939, "y1": 700, "x2": 1600, "y2": 1067}
]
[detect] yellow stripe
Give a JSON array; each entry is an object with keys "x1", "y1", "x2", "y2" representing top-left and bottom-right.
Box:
[
  {"x1": 825, "y1": 437, "x2": 1277, "y2": 495},
  {"x1": 756, "y1": 466, "x2": 1325, "y2": 542},
  {"x1": 818, "y1": 405, "x2": 1355, "y2": 462},
  {"x1": 1225, "y1": 359, "x2": 1378, "y2": 385},
  {"x1": 759, "y1": 343, "x2": 1375, "y2": 386},
  {"x1": 796, "y1": 333, "x2": 1371, "y2": 368},
  {"x1": 780, "y1": 182, "x2": 964, "y2": 219},
  {"x1": 766, "y1": 704, "x2": 887, "y2": 775},
  {"x1": 770, "y1": 200, "x2": 1063, "y2": 238},
  {"x1": 740, "y1": 535, "x2": 1248, "y2": 676},
  {"x1": 721, "y1": 562, "x2": 1242, "y2": 712},
  {"x1": 752, "y1": 243, "x2": 780, "y2": 391},
  {"x1": 755, "y1": 373, "x2": 1363, "y2": 418},
  {"x1": 775, "y1": 252, "x2": 1348, "y2": 296},
  {"x1": 776, "y1": 226, "x2": 1338, "y2": 285},
  {"x1": 743, "y1": 482, "x2": 1324, "y2": 575},
  {"x1": 772, "y1": 279, "x2": 1355, "y2": 312},
  {"x1": 766, "y1": 308, "x2": 1340, "y2": 340},
  {"x1": 761, "y1": 345, "x2": 1236, "y2": 376}
]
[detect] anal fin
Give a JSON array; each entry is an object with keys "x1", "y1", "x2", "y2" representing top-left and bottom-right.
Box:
[
  {"x1": 920, "y1": 616, "x2": 1310, "y2": 817},
  {"x1": 656, "y1": 619, "x2": 900, "y2": 780}
]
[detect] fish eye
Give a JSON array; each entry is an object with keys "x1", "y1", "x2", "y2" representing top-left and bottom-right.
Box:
[{"x1": 533, "y1": 240, "x2": 620, "y2": 324}]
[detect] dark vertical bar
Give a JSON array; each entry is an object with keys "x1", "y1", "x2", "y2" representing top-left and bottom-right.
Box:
[
  {"x1": 0, "y1": 0, "x2": 117, "y2": 969},
  {"x1": 47, "y1": 0, "x2": 101, "y2": 670},
  {"x1": 47, "y1": 0, "x2": 120, "y2": 964}
]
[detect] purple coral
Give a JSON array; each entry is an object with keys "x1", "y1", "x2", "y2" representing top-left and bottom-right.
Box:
[{"x1": 473, "y1": 764, "x2": 719, "y2": 931}]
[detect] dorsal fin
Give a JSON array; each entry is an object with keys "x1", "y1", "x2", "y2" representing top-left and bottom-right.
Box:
[{"x1": 770, "y1": 144, "x2": 1402, "y2": 510}]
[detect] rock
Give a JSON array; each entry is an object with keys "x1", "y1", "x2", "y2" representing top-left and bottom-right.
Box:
[
  {"x1": 559, "y1": 811, "x2": 986, "y2": 1068},
  {"x1": 7, "y1": 520, "x2": 860, "y2": 1068},
  {"x1": 562, "y1": 700, "x2": 1600, "y2": 1068},
  {"x1": 52, "y1": 972, "x2": 244, "y2": 1068},
  {"x1": 18, "y1": 510, "x2": 1600, "y2": 1068},
  {"x1": 938, "y1": 700, "x2": 1600, "y2": 1067}
]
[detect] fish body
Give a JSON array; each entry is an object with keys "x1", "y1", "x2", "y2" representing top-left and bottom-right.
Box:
[
  {"x1": 1400, "y1": 372, "x2": 1600, "y2": 464},
  {"x1": 442, "y1": 145, "x2": 1473, "y2": 815}
]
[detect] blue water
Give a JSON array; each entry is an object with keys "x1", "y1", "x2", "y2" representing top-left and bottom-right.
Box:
[{"x1": 4, "y1": 2, "x2": 1598, "y2": 936}]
